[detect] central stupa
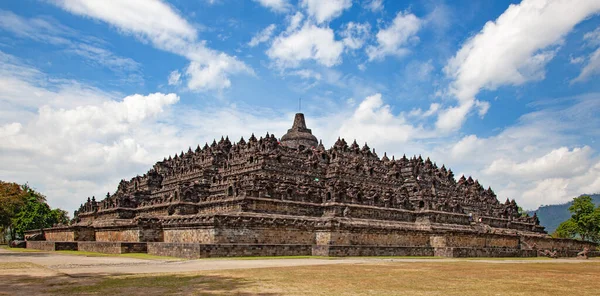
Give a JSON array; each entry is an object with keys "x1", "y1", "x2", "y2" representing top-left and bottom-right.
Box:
[
  {"x1": 280, "y1": 113, "x2": 318, "y2": 149},
  {"x1": 28, "y1": 112, "x2": 597, "y2": 259}
]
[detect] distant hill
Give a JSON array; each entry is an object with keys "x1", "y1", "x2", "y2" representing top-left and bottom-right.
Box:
[{"x1": 528, "y1": 194, "x2": 600, "y2": 234}]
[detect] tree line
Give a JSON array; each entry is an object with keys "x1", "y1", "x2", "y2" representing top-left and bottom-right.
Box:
[
  {"x1": 0, "y1": 181, "x2": 69, "y2": 242},
  {"x1": 553, "y1": 195, "x2": 600, "y2": 243}
]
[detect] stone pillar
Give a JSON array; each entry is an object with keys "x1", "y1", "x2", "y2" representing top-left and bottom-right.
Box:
[
  {"x1": 312, "y1": 230, "x2": 332, "y2": 256},
  {"x1": 430, "y1": 235, "x2": 453, "y2": 257}
]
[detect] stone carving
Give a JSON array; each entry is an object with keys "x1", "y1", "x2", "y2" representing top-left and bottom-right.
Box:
[
  {"x1": 577, "y1": 247, "x2": 590, "y2": 259},
  {"x1": 68, "y1": 112, "x2": 544, "y2": 236},
  {"x1": 539, "y1": 249, "x2": 558, "y2": 258}
]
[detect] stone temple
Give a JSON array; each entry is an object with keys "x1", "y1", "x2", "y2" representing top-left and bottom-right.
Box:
[{"x1": 27, "y1": 113, "x2": 596, "y2": 258}]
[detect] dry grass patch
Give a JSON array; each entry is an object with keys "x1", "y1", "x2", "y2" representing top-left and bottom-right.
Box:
[{"x1": 44, "y1": 261, "x2": 600, "y2": 296}]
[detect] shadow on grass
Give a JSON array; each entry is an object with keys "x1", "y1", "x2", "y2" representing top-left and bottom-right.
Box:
[{"x1": 0, "y1": 272, "x2": 280, "y2": 296}]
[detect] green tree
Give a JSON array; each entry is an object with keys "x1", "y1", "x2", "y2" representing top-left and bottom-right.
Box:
[
  {"x1": 553, "y1": 195, "x2": 600, "y2": 242},
  {"x1": 0, "y1": 181, "x2": 70, "y2": 241},
  {"x1": 0, "y1": 181, "x2": 26, "y2": 241}
]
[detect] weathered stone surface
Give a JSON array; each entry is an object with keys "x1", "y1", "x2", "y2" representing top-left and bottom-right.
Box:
[
  {"x1": 26, "y1": 241, "x2": 77, "y2": 251},
  {"x1": 31, "y1": 113, "x2": 598, "y2": 258},
  {"x1": 78, "y1": 242, "x2": 147, "y2": 254},
  {"x1": 147, "y1": 243, "x2": 312, "y2": 259}
]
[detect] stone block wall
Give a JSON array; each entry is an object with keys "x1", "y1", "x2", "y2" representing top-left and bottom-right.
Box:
[
  {"x1": 443, "y1": 233, "x2": 520, "y2": 248},
  {"x1": 147, "y1": 243, "x2": 312, "y2": 259},
  {"x1": 522, "y1": 236, "x2": 597, "y2": 256},
  {"x1": 163, "y1": 228, "x2": 215, "y2": 243},
  {"x1": 95, "y1": 229, "x2": 140, "y2": 242},
  {"x1": 436, "y1": 247, "x2": 537, "y2": 258},
  {"x1": 242, "y1": 198, "x2": 322, "y2": 217},
  {"x1": 342, "y1": 205, "x2": 416, "y2": 222},
  {"x1": 26, "y1": 241, "x2": 77, "y2": 251},
  {"x1": 74, "y1": 227, "x2": 96, "y2": 241},
  {"x1": 78, "y1": 242, "x2": 147, "y2": 254},
  {"x1": 45, "y1": 230, "x2": 75, "y2": 242},
  {"x1": 139, "y1": 226, "x2": 163, "y2": 242},
  {"x1": 324, "y1": 229, "x2": 431, "y2": 246},
  {"x1": 26, "y1": 241, "x2": 56, "y2": 251},
  {"x1": 214, "y1": 227, "x2": 315, "y2": 244},
  {"x1": 314, "y1": 245, "x2": 435, "y2": 257}
]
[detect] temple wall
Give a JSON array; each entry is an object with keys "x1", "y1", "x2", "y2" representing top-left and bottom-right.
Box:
[
  {"x1": 163, "y1": 228, "x2": 215, "y2": 243},
  {"x1": 243, "y1": 198, "x2": 322, "y2": 217},
  {"x1": 523, "y1": 236, "x2": 596, "y2": 256},
  {"x1": 45, "y1": 230, "x2": 75, "y2": 242},
  {"x1": 26, "y1": 241, "x2": 78, "y2": 251},
  {"x1": 442, "y1": 233, "x2": 520, "y2": 248},
  {"x1": 343, "y1": 205, "x2": 415, "y2": 222},
  {"x1": 313, "y1": 245, "x2": 435, "y2": 257},
  {"x1": 214, "y1": 227, "x2": 315, "y2": 244},
  {"x1": 197, "y1": 202, "x2": 242, "y2": 215},
  {"x1": 147, "y1": 243, "x2": 312, "y2": 259},
  {"x1": 95, "y1": 229, "x2": 140, "y2": 242},
  {"x1": 324, "y1": 230, "x2": 431, "y2": 246},
  {"x1": 78, "y1": 242, "x2": 147, "y2": 254}
]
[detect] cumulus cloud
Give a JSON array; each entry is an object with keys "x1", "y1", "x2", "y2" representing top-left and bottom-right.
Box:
[
  {"x1": 439, "y1": 0, "x2": 600, "y2": 131},
  {"x1": 436, "y1": 93, "x2": 600, "y2": 209},
  {"x1": 484, "y1": 146, "x2": 592, "y2": 180},
  {"x1": 267, "y1": 23, "x2": 344, "y2": 68},
  {"x1": 337, "y1": 93, "x2": 426, "y2": 147},
  {"x1": 341, "y1": 22, "x2": 371, "y2": 50},
  {"x1": 50, "y1": 0, "x2": 253, "y2": 92},
  {"x1": 252, "y1": 0, "x2": 290, "y2": 13},
  {"x1": 301, "y1": 0, "x2": 352, "y2": 24},
  {"x1": 248, "y1": 24, "x2": 277, "y2": 47},
  {"x1": 366, "y1": 11, "x2": 422, "y2": 61}
]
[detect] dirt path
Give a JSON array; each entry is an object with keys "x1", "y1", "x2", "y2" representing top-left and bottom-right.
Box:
[{"x1": 0, "y1": 248, "x2": 597, "y2": 277}]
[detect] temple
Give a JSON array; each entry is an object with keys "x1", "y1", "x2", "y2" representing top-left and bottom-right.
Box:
[{"x1": 27, "y1": 113, "x2": 596, "y2": 258}]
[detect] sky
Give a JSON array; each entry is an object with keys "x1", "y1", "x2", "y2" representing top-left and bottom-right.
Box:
[{"x1": 0, "y1": 0, "x2": 599, "y2": 215}]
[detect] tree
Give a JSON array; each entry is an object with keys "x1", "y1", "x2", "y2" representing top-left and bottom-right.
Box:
[
  {"x1": 553, "y1": 195, "x2": 600, "y2": 242},
  {"x1": 0, "y1": 181, "x2": 70, "y2": 241},
  {"x1": 0, "y1": 181, "x2": 26, "y2": 242}
]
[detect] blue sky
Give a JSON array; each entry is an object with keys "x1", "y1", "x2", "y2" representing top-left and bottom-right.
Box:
[{"x1": 0, "y1": 0, "x2": 599, "y2": 214}]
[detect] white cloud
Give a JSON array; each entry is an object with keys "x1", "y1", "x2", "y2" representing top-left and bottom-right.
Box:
[
  {"x1": 291, "y1": 69, "x2": 322, "y2": 80},
  {"x1": 267, "y1": 23, "x2": 344, "y2": 68},
  {"x1": 168, "y1": 70, "x2": 181, "y2": 85},
  {"x1": 301, "y1": 0, "x2": 352, "y2": 24},
  {"x1": 363, "y1": 0, "x2": 383, "y2": 12},
  {"x1": 65, "y1": 43, "x2": 140, "y2": 73},
  {"x1": 366, "y1": 11, "x2": 422, "y2": 61},
  {"x1": 248, "y1": 24, "x2": 277, "y2": 47},
  {"x1": 572, "y1": 27, "x2": 600, "y2": 83},
  {"x1": 337, "y1": 93, "x2": 423, "y2": 147},
  {"x1": 51, "y1": 0, "x2": 253, "y2": 92},
  {"x1": 570, "y1": 55, "x2": 585, "y2": 64},
  {"x1": 584, "y1": 27, "x2": 600, "y2": 47},
  {"x1": 436, "y1": 93, "x2": 600, "y2": 209},
  {"x1": 0, "y1": 10, "x2": 142, "y2": 83},
  {"x1": 439, "y1": 0, "x2": 600, "y2": 131},
  {"x1": 252, "y1": 0, "x2": 290, "y2": 13},
  {"x1": 484, "y1": 146, "x2": 592, "y2": 180},
  {"x1": 341, "y1": 22, "x2": 371, "y2": 50},
  {"x1": 572, "y1": 47, "x2": 600, "y2": 83},
  {"x1": 286, "y1": 12, "x2": 304, "y2": 33},
  {"x1": 409, "y1": 102, "x2": 440, "y2": 118}
]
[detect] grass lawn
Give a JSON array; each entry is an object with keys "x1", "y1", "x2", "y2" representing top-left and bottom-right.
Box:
[{"x1": 28, "y1": 261, "x2": 600, "y2": 295}]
